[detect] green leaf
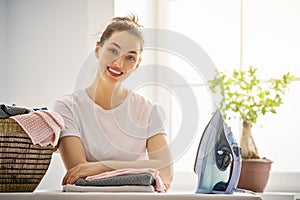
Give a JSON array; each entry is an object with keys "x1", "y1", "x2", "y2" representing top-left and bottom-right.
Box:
[
  {"x1": 262, "y1": 107, "x2": 266, "y2": 115},
  {"x1": 270, "y1": 109, "x2": 277, "y2": 114},
  {"x1": 208, "y1": 66, "x2": 294, "y2": 125}
]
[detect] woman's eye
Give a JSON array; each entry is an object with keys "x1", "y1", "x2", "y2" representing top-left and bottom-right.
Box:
[
  {"x1": 126, "y1": 55, "x2": 136, "y2": 62},
  {"x1": 109, "y1": 48, "x2": 118, "y2": 55}
]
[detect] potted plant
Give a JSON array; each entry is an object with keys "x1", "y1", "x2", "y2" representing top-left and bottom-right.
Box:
[{"x1": 209, "y1": 66, "x2": 294, "y2": 192}]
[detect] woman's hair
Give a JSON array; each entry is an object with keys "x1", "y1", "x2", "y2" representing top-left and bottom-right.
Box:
[{"x1": 98, "y1": 14, "x2": 144, "y2": 52}]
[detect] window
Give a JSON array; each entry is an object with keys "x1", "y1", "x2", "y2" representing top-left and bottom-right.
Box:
[
  {"x1": 165, "y1": 0, "x2": 241, "y2": 172},
  {"x1": 165, "y1": 0, "x2": 300, "y2": 173},
  {"x1": 242, "y1": 0, "x2": 300, "y2": 172}
]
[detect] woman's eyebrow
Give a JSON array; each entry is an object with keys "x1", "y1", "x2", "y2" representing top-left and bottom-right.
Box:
[
  {"x1": 110, "y1": 42, "x2": 122, "y2": 49},
  {"x1": 128, "y1": 51, "x2": 137, "y2": 54},
  {"x1": 109, "y1": 42, "x2": 138, "y2": 54}
]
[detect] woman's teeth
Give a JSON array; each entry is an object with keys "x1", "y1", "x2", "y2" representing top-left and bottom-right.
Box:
[{"x1": 107, "y1": 67, "x2": 123, "y2": 75}]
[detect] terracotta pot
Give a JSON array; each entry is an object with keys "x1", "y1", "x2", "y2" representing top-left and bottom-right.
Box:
[{"x1": 237, "y1": 158, "x2": 273, "y2": 192}]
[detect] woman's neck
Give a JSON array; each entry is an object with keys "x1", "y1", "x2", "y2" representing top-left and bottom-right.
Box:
[{"x1": 86, "y1": 78, "x2": 127, "y2": 110}]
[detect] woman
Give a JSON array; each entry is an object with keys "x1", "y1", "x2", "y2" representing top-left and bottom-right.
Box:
[{"x1": 53, "y1": 15, "x2": 173, "y2": 191}]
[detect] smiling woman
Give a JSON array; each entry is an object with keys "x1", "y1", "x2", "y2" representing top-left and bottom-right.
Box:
[
  {"x1": 52, "y1": 15, "x2": 173, "y2": 192},
  {"x1": 95, "y1": 31, "x2": 142, "y2": 83}
]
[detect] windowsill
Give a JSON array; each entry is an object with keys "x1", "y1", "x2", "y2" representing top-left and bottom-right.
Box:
[
  {"x1": 257, "y1": 192, "x2": 300, "y2": 200},
  {"x1": 264, "y1": 172, "x2": 300, "y2": 193},
  {"x1": 171, "y1": 171, "x2": 300, "y2": 193}
]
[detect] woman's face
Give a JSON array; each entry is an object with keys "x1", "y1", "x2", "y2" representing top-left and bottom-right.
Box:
[{"x1": 95, "y1": 31, "x2": 142, "y2": 83}]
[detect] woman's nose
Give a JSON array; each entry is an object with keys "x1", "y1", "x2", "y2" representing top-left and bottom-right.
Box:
[{"x1": 113, "y1": 56, "x2": 124, "y2": 67}]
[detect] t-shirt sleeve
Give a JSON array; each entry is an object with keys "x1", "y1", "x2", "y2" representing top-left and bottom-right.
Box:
[
  {"x1": 52, "y1": 98, "x2": 81, "y2": 139},
  {"x1": 147, "y1": 104, "x2": 167, "y2": 139}
]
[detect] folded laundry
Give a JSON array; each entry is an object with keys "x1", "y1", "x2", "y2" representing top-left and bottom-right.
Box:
[
  {"x1": 11, "y1": 110, "x2": 64, "y2": 146},
  {"x1": 86, "y1": 168, "x2": 165, "y2": 192},
  {"x1": 0, "y1": 104, "x2": 32, "y2": 119},
  {"x1": 63, "y1": 184, "x2": 155, "y2": 192},
  {"x1": 33, "y1": 107, "x2": 48, "y2": 111},
  {"x1": 76, "y1": 173, "x2": 154, "y2": 187}
]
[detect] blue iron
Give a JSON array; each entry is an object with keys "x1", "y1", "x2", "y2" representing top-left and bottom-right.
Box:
[{"x1": 194, "y1": 110, "x2": 242, "y2": 194}]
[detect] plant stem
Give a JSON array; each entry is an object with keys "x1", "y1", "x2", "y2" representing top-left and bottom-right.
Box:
[{"x1": 240, "y1": 120, "x2": 260, "y2": 159}]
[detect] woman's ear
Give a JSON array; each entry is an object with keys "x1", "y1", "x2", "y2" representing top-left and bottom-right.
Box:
[
  {"x1": 134, "y1": 57, "x2": 142, "y2": 71},
  {"x1": 95, "y1": 43, "x2": 101, "y2": 59}
]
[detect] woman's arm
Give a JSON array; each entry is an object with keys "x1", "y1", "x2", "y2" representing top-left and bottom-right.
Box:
[
  {"x1": 146, "y1": 133, "x2": 174, "y2": 191},
  {"x1": 59, "y1": 134, "x2": 173, "y2": 190},
  {"x1": 58, "y1": 136, "x2": 87, "y2": 170},
  {"x1": 59, "y1": 136, "x2": 106, "y2": 185}
]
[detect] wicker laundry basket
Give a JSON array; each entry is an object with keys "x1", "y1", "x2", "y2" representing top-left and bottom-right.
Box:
[{"x1": 0, "y1": 118, "x2": 55, "y2": 192}]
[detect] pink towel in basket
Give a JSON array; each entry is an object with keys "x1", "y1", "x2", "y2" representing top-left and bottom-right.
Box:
[{"x1": 11, "y1": 110, "x2": 64, "y2": 146}]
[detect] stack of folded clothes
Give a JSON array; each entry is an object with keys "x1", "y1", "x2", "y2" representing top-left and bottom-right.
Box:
[{"x1": 63, "y1": 168, "x2": 166, "y2": 193}]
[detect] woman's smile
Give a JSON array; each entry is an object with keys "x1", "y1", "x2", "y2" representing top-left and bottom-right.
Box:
[{"x1": 107, "y1": 66, "x2": 124, "y2": 77}]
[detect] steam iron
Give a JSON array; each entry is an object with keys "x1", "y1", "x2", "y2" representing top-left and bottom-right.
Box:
[{"x1": 194, "y1": 110, "x2": 242, "y2": 194}]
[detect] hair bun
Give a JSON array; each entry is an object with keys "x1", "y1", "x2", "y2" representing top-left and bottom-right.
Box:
[{"x1": 112, "y1": 14, "x2": 143, "y2": 28}]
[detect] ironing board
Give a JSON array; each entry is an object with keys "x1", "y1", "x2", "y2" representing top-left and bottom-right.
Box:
[{"x1": 0, "y1": 190, "x2": 262, "y2": 200}]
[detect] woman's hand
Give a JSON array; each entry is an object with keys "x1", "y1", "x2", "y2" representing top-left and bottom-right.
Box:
[
  {"x1": 62, "y1": 162, "x2": 106, "y2": 185},
  {"x1": 59, "y1": 136, "x2": 109, "y2": 185},
  {"x1": 146, "y1": 134, "x2": 173, "y2": 191}
]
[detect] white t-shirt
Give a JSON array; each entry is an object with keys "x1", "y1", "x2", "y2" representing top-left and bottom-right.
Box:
[{"x1": 52, "y1": 89, "x2": 166, "y2": 162}]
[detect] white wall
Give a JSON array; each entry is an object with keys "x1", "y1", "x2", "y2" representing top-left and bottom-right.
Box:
[
  {"x1": 4, "y1": 0, "x2": 113, "y2": 108},
  {"x1": 114, "y1": 0, "x2": 157, "y2": 27},
  {"x1": 1, "y1": 0, "x2": 114, "y2": 190},
  {"x1": 0, "y1": 0, "x2": 8, "y2": 101}
]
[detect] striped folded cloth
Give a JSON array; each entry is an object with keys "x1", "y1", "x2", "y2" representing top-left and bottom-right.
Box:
[
  {"x1": 76, "y1": 173, "x2": 154, "y2": 187},
  {"x1": 85, "y1": 168, "x2": 165, "y2": 192},
  {"x1": 63, "y1": 184, "x2": 155, "y2": 192}
]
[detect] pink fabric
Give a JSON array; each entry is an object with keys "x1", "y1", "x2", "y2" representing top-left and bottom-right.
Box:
[
  {"x1": 11, "y1": 110, "x2": 64, "y2": 146},
  {"x1": 86, "y1": 168, "x2": 166, "y2": 192}
]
